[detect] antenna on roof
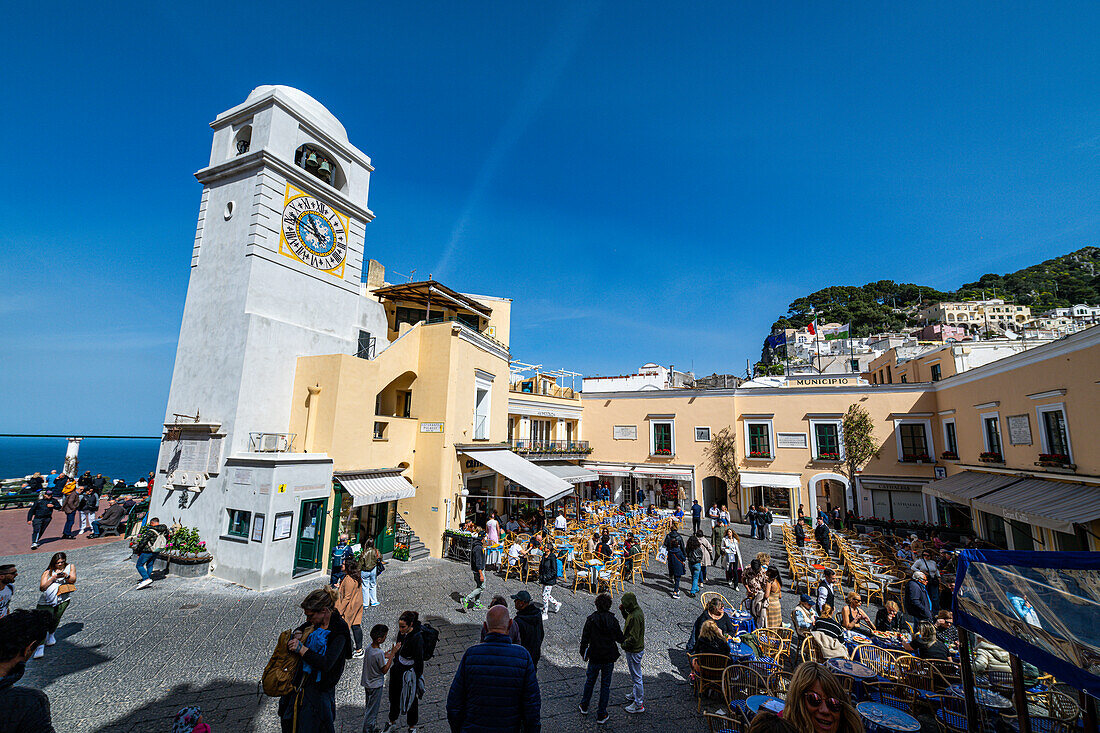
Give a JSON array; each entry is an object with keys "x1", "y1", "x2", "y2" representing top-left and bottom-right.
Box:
[{"x1": 392, "y1": 269, "x2": 416, "y2": 282}]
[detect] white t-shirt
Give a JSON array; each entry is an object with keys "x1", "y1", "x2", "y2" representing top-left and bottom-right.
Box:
[
  {"x1": 554, "y1": 514, "x2": 567, "y2": 530},
  {"x1": 508, "y1": 544, "x2": 523, "y2": 563},
  {"x1": 38, "y1": 565, "x2": 73, "y2": 606},
  {"x1": 0, "y1": 584, "x2": 12, "y2": 617}
]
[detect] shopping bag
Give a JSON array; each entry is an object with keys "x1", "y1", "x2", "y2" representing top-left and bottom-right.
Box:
[{"x1": 655, "y1": 546, "x2": 668, "y2": 564}]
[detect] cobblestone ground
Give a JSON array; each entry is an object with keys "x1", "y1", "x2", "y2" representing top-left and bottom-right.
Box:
[{"x1": 2, "y1": 522, "x2": 798, "y2": 733}]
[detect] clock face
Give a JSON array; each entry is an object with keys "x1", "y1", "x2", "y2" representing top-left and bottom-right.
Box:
[{"x1": 280, "y1": 193, "x2": 348, "y2": 273}]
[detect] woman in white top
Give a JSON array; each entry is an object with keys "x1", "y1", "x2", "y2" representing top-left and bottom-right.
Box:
[
  {"x1": 718, "y1": 506, "x2": 731, "y2": 525},
  {"x1": 720, "y1": 528, "x2": 743, "y2": 587},
  {"x1": 34, "y1": 551, "x2": 75, "y2": 658}
]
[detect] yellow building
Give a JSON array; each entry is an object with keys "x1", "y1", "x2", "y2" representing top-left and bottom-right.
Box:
[{"x1": 917, "y1": 299, "x2": 1031, "y2": 329}]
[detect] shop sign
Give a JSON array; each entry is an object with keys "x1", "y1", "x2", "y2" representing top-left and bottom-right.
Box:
[
  {"x1": 1007, "y1": 415, "x2": 1032, "y2": 445},
  {"x1": 786, "y1": 377, "x2": 855, "y2": 387},
  {"x1": 420, "y1": 422, "x2": 444, "y2": 433},
  {"x1": 862, "y1": 482, "x2": 923, "y2": 492},
  {"x1": 464, "y1": 459, "x2": 484, "y2": 469},
  {"x1": 777, "y1": 432, "x2": 808, "y2": 449}
]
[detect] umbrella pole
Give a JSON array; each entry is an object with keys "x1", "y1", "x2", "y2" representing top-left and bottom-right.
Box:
[
  {"x1": 1010, "y1": 654, "x2": 1031, "y2": 733},
  {"x1": 958, "y1": 630, "x2": 980, "y2": 732}
]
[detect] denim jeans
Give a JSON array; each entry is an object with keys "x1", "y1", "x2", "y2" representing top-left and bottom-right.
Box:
[
  {"x1": 136, "y1": 552, "x2": 157, "y2": 581},
  {"x1": 749, "y1": 524, "x2": 757, "y2": 539},
  {"x1": 625, "y1": 650, "x2": 644, "y2": 705},
  {"x1": 63, "y1": 512, "x2": 77, "y2": 536},
  {"x1": 363, "y1": 567, "x2": 378, "y2": 606},
  {"x1": 581, "y1": 661, "x2": 614, "y2": 717},
  {"x1": 690, "y1": 562, "x2": 702, "y2": 594}
]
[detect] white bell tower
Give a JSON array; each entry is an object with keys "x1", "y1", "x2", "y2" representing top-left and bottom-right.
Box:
[{"x1": 152, "y1": 86, "x2": 375, "y2": 588}]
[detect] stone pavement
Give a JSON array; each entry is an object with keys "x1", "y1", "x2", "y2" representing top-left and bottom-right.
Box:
[
  {"x1": 0, "y1": 503, "x2": 129, "y2": 557},
  {"x1": 1, "y1": 521, "x2": 795, "y2": 732}
]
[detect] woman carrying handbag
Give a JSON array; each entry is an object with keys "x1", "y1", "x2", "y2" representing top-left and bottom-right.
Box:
[{"x1": 34, "y1": 552, "x2": 75, "y2": 659}]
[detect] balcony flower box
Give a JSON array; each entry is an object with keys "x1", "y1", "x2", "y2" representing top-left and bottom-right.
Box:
[
  {"x1": 979, "y1": 452, "x2": 1003, "y2": 463},
  {"x1": 652, "y1": 448, "x2": 673, "y2": 456},
  {"x1": 1036, "y1": 453, "x2": 1075, "y2": 470},
  {"x1": 748, "y1": 451, "x2": 771, "y2": 459},
  {"x1": 817, "y1": 452, "x2": 841, "y2": 461},
  {"x1": 940, "y1": 451, "x2": 959, "y2": 460}
]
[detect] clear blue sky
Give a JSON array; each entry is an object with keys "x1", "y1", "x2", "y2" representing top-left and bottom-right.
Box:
[{"x1": 2, "y1": 2, "x2": 1098, "y2": 434}]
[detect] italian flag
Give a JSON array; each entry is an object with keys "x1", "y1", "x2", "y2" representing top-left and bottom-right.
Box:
[{"x1": 807, "y1": 320, "x2": 817, "y2": 336}]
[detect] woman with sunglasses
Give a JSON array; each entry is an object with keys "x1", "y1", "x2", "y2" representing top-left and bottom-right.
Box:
[{"x1": 784, "y1": 662, "x2": 864, "y2": 733}]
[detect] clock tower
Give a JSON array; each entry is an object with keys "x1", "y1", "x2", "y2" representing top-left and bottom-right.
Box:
[{"x1": 153, "y1": 86, "x2": 377, "y2": 588}]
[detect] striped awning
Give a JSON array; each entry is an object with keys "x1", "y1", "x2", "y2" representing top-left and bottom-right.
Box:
[{"x1": 334, "y1": 469, "x2": 416, "y2": 507}]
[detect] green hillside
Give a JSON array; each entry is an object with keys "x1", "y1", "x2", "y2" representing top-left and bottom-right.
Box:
[{"x1": 762, "y1": 245, "x2": 1100, "y2": 359}]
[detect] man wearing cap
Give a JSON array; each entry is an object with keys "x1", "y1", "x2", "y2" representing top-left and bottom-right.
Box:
[
  {"x1": 816, "y1": 569, "x2": 836, "y2": 616},
  {"x1": 911, "y1": 549, "x2": 942, "y2": 612},
  {"x1": 896, "y1": 540, "x2": 914, "y2": 563},
  {"x1": 26, "y1": 491, "x2": 62, "y2": 550},
  {"x1": 791, "y1": 594, "x2": 817, "y2": 638},
  {"x1": 511, "y1": 590, "x2": 545, "y2": 667},
  {"x1": 905, "y1": 570, "x2": 933, "y2": 625}
]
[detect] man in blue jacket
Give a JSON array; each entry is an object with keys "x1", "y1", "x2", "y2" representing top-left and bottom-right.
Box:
[{"x1": 447, "y1": 605, "x2": 540, "y2": 732}]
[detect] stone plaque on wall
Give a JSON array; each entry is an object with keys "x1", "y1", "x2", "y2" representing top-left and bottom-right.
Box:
[
  {"x1": 1007, "y1": 414, "x2": 1032, "y2": 445},
  {"x1": 613, "y1": 425, "x2": 638, "y2": 440},
  {"x1": 777, "y1": 432, "x2": 808, "y2": 449}
]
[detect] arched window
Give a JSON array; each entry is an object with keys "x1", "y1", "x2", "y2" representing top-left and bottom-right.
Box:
[{"x1": 294, "y1": 143, "x2": 345, "y2": 190}]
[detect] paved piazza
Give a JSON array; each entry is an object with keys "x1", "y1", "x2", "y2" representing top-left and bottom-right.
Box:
[{"x1": 3, "y1": 522, "x2": 794, "y2": 732}]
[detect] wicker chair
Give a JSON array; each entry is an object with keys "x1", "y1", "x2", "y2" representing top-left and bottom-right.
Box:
[
  {"x1": 703, "y1": 711, "x2": 745, "y2": 733},
  {"x1": 755, "y1": 628, "x2": 790, "y2": 665},
  {"x1": 930, "y1": 693, "x2": 968, "y2": 733},
  {"x1": 571, "y1": 556, "x2": 593, "y2": 594},
  {"x1": 743, "y1": 658, "x2": 782, "y2": 681},
  {"x1": 799, "y1": 635, "x2": 821, "y2": 663},
  {"x1": 595, "y1": 558, "x2": 624, "y2": 596},
  {"x1": 766, "y1": 670, "x2": 792, "y2": 697},
  {"x1": 898, "y1": 655, "x2": 937, "y2": 697},
  {"x1": 854, "y1": 644, "x2": 906, "y2": 681},
  {"x1": 864, "y1": 680, "x2": 915, "y2": 715},
  {"x1": 721, "y1": 664, "x2": 768, "y2": 722},
  {"x1": 927, "y1": 658, "x2": 961, "y2": 689},
  {"x1": 700, "y1": 591, "x2": 724, "y2": 609},
  {"x1": 689, "y1": 653, "x2": 732, "y2": 711}
]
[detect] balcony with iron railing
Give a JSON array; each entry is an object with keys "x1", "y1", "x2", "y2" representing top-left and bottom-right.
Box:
[{"x1": 510, "y1": 439, "x2": 592, "y2": 458}]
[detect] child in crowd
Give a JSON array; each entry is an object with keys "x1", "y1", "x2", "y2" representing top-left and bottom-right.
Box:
[
  {"x1": 172, "y1": 706, "x2": 211, "y2": 733},
  {"x1": 361, "y1": 624, "x2": 398, "y2": 733}
]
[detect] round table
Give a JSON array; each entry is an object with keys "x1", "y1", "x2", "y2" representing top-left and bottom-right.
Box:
[
  {"x1": 827, "y1": 658, "x2": 876, "y2": 679},
  {"x1": 586, "y1": 559, "x2": 604, "y2": 569},
  {"x1": 948, "y1": 685, "x2": 1012, "y2": 710},
  {"x1": 725, "y1": 610, "x2": 755, "y2": 636},
  {"x1": 873, "y1": 574, "x2": 898, "y2": 582},
  {"x1": 728, "y1": 640, "x2": 754, "y2": 661},
  {"x1": 747, "y1": 695, "x2": 785, "y2": 714},
  {"x1": 856, "y1": 702, "x2": 921, "y2": 732}
]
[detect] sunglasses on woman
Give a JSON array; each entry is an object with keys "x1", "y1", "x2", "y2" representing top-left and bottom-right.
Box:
[{"x1": 803, "y1": 691, "x2": 843, "y2": 713}]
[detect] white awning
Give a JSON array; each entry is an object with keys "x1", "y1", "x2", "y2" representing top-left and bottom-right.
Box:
[
  {"x1": 586, "y1": 463, "x2": 633, "y2": 477},
  {"x1": 739, "y1": 472, "x2": 802, "y2": 490},
  {"x1": 632, "y1": 465, "x2": 693, "y2": 481},
  {"x1": 334, "y1": 469, "x2": 416, "y2": 507},
  {"x1": 970, "y1": 478, "x2": 1100, "y2": 534},
  {"x1": 459, "y1": 449, "x2": 575, "y2": 504},
  {"x1": 540, "y1": 461, "x2": 599, "y2": 484},
  {"x1": 921, "y1": 471, "x2": 1019, "y2": 504}
]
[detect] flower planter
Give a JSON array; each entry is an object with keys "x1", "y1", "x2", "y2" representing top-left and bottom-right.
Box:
[{"x1": 166, "y1": 556, "x2": 211, "y2": 578}]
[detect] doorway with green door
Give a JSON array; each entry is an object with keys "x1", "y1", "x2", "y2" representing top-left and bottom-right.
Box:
[
  {"x1": 294, "y1": 498, "x2": 328, "y2": 575},
  {"x1": 332, "y1": 486, "x2": 397, "y2": 561}
]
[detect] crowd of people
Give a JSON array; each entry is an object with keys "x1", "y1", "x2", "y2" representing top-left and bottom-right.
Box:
[{"x1": 20, "y1": 469, "x2": 152, "y2": 550}]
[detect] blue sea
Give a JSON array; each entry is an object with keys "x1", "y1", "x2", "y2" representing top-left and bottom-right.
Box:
[{"x1": 0, "y1": 436, "x2": 160, "y2": 483}]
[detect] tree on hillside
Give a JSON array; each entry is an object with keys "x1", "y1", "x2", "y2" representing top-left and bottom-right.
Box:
[
  {"x1": 842, "y1": 404, "x2": 878, "y2": 510},
  {"x1": 704, "y1": 427, "x2": 740, "y2": 519}
]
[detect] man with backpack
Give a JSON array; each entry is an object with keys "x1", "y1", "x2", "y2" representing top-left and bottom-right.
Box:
[{"x1": 133, "y1": 518, "x2": 170, "y2": 589}]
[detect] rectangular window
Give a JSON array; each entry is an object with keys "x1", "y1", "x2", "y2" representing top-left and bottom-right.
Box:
[
  {"x1": 473, "y1": 371, "x2": 493, "y2": 441},
  {"x1": 899, "y1": 424, "x2": 928, "y2": 460},
  {"x1": 850, "y1": 359, "x2": 860, "y2": 372},
  {"x1": 356, "y1": 330, "x2": 375, "y2": 360},
  {"x1": 930, "y1": 364, "x2": 941, "y2": 381},
  {"x1": 943, "y1": 421, "x2": 958, "y2": 455},
  {"x1": 1042, "y1": 409, "x2": 1069, "y2": 456},
  {"x1": 652, "y1": 422, "x2": 673, "y2": 455},
  {"x1": 566, "y1": 422, "x2": 574, "y2": 443},
  {"x1": 456, "y1": 312, "x2": 480, "y2": 330},
  {"x1": 694, "y1": 426, "x2": 711, "y2": 442},
  {"x1": 226, "y1": 509, "x2": 251, "y2": 538},
  {"x1": 399, "y1": 390, "x2": 412, "y2": 418},
  {"x1": 373, "y1": 421, "x2": 387, "y2": 440},
  {"x1": 748, "y1": 423, "x2": 771, "y2": 458},
  {"x1": 984, "y1": 417, "x2": 1002, "y2": 456},
  {"x1": 813, "y1": 423, "x2": 840, "y2": 460}
]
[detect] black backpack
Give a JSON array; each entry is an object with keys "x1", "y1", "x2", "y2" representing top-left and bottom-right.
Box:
[{"x1": 420, "y1": 622, "x2": 439, "y2": 660}]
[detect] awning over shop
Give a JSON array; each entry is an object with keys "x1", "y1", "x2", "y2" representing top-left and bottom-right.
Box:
[
  {"x1": 586, "y1": 463, "x2": 632, "y2": 478},
  {"x1": 739, "y1": 472, "x2": 802, "y2": 490},
  {"x1": 970, "y1": 478, "x2": 1100, "y2": 534},
  {"x1": 540, "y1": 461, "x2": 599, "y2": 484},
  {"x1": 459, "y1": 448, "x2": 575, "y2": 504},
  {"x1": 920, "y1": 471, "x2": 1019, "y2": 504},
  {"x1": 334, "y1": 469, "x2": 416, "y2": 508},
  {"x1": 631, "y1": 465, "x2": 693, "y2": 481}
]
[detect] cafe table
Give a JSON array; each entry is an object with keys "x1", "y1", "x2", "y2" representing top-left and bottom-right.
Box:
[
  {"x1": 724, "y1": 609, "x2": 756, "y2": 636},
  {"x1": 728, "y1": 639, "x2": 754, "y2": 661},
  {"x1": 856, "y1": 702, "x2": 921, "y2": 733},
  {"x1": 947, "y1": 685, "x2": 1012, "y2": 710},
  {"x1": 747, "y1": 695, "x2": 785, "y2": 714},
  {"x1": 827, "y1": 658, "x2": 876, "y2": 679}
]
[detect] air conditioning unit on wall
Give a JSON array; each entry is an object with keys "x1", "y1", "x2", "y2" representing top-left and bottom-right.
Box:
[{"x1": 260, "y1": 434, "x2": 280, "y2": 452}]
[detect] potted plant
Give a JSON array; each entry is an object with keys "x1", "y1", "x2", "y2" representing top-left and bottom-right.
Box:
[
  {"x1": 940, "y1": 450, "x2": 959, "y2": 460},
  {"x1": 979, "y1": 451, "x2": 1003, "y2": 463},
  {"x1": 1036, "y1": 453, "x2": 1075, "y2": 469},
  {"x1": 163, "y1": 526, "x2": 212, "y2": 578}
]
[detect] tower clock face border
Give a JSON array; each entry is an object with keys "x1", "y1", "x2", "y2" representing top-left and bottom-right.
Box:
[{"x1": 278, "y1": 184, "x2": 349, "y2": 277}]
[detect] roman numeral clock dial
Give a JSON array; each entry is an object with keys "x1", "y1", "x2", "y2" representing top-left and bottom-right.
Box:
[{"x1": 278, "y1": 185, "x2": 349, "y2": 277}]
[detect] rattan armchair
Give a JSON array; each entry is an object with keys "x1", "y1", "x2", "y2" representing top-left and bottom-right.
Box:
[
  {"x1": 689, "y1": 653, "x2": 732, "y2": 711},
  {"x1": 721, "y1": 664, "x2": 768, "y2": 722}
]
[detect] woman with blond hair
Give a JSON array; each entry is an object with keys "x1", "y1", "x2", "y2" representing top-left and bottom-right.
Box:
[
  {"x1": 840, "y1": 592, "x2": 872, "y2": 632},
  {"x1": 278, "y1": 586, "x2": 352, "y2": 733},
  {"x1": 783, "y1": 662, "x2": 864, "y2": 733},
  {"x1": 693, "y1": 619, "x2": 732, "y2": 659}
]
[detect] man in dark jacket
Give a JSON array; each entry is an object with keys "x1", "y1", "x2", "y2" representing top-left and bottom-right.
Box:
[
  {"x1": 26, "y1": 491, "x2": 61, "y2": 549},
  {"x1": 619, "y1": 592, "x2": 645, "y2": 714},
  {"x1": 447, "y1": 605, "x2": 540, "y2": 733},
  {"x1": 0, "y1": 609, "x2": 55, "y2": 732},
  {"x1": 690, "y1": 500, "x2": 703, "y2": 535},
  {"x1": 904, "y1": 571, "x2": 933, "y2": 625},
  {"x1": 794, "y1": 520, "x2": 806, "y2": 547},
  {"x1": 512, "y1": 590, "x2": 545, "y2": 666},
  {"x1": 759, "y1": 506, "x2": 774, "y2": 541},
  {"x1": 461, "y1": 532, "x2": 486, "y2": 612},
  {"x1": 814, "y1": 517, "x2": 830, "y2": 550},
  {"x1": 746, "y1": 505, "x2": 758, "y2": 538},
  {"x1": 579, "y1": 592, "x2": 624, "y2": 724},
  {"x1": 90, "y1": 500, "x2": 127, "y2": 538}
]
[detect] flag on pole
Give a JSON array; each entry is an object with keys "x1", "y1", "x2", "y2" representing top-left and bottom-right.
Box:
[
  {"x1": 824, "y1": 323, "x2": 851, "y2": 340},
  {"x1": 807, "y1": 320, "x2": 817, "y2": 336}
]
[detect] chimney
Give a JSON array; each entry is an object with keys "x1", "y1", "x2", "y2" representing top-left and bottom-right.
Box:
[{"x1": 366, "y1": 259, "x2": 386, "y2": 289}]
